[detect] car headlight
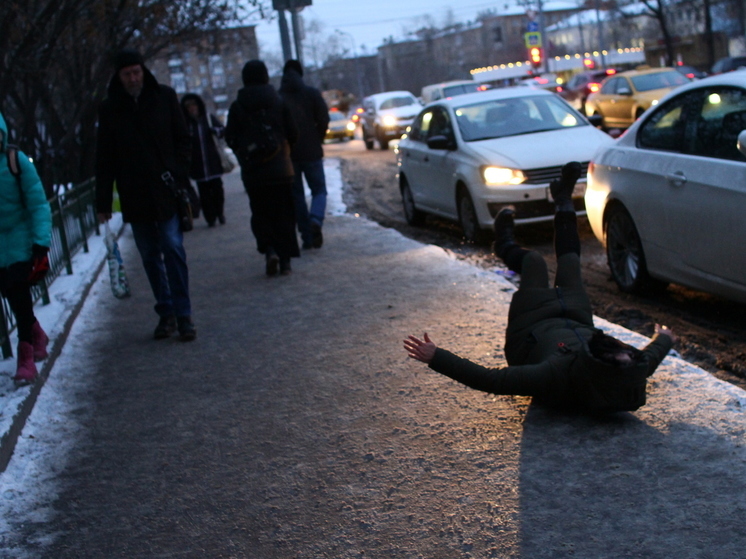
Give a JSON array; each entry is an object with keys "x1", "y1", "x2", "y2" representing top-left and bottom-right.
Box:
[
  {"x1": 346, "y1": 122, "x2": 356, "y2": 131},
  {"x1": 382, "y1": 115, "x2": 397, "y2": 127},
  {"x1": 482, "y1": 166, "x2": 526, "y2": 186}
]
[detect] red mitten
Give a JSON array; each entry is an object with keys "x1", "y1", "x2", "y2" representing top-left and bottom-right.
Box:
[{"x1": 28, "y1": 244, "x2": 50, "y2": 284}]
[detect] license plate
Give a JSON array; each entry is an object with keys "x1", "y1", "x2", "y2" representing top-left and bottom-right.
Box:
[{"x1": 547, "y1": 180, "x2": 586, "y2": 201}]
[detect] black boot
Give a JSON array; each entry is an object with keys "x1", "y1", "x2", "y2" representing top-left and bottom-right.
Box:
[
  {"x1": 265, "y1": 249, "x2": 279, "y2": 276},
  {"x1": 550, "y1": 161, "x2": 582, "y2": 209},
  {"x1": 493, "y1": 207, "x2": 517, "y2": 256}
]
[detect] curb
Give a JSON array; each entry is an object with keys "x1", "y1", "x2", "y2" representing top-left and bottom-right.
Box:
[{"x1": 0, "y1": 219, "x2": 126, "y2": 473}]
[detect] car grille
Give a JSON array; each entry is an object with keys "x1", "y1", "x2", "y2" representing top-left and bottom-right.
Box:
[
  {"x1": 488, "y1": 197, "x2": 585, "y2": 220},
  {"x1": 522, "y1": 161, "x2": 590, "y2": 185}
]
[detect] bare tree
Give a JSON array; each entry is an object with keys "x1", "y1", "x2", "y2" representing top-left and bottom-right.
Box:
[{"x1": 0, "y1": 0, "x2": 268, "y2": 188}]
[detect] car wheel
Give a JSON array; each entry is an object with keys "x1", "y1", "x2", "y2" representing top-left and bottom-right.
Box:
[
  {"x1": 457, "y1": 188, "x2": 483, "y2": 243},
  {"x1": 605, "y1": 206, "x2": 667, "y2": 295},
  {"x1": 363, "y1": 129, "x2": 374, "y2": 150},
  {"x1": 376, "y1": 128, "x2": 389, "y2": 150},
  {"x1": 594, "y1": 111, "x2": 608, "y2": 131},
  {"x1": 401, "y1": 176, "x2": 426, "y2": 226},
  {"x1": 635, "y1": 107, "x2": 645, "y2": 120}
]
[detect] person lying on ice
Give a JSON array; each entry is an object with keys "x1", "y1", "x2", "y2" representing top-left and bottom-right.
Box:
[{"x1": 404, "y1": 162, "x2": 677, "y2": 414}]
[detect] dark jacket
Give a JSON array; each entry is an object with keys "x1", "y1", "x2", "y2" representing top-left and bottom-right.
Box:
[
  {"x1": 95, "y1": 67, "x2": 191, "y2": 223},
  {"x1": 225, "y1": 84, "x2": 297, "y2": 183},
  {"x1": 181, "y1": 93, "x2": 224, "y2": 182},
  {"x1": 279, "y1": 69, "x2": 329, "y2": 162},
  {"x1": 429, "y1": 283, "x2": 673, "y2": 413}
]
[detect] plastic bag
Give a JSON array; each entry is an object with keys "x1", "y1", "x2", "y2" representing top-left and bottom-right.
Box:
[{"x1": 104, "y1": 223, "x2": 131, "y2": 299}]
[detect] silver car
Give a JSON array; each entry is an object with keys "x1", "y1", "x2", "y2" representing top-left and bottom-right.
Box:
[
  {"x1": 397, "y1": 87, "x2": 613, "y2": 241},
  {"x1": 586, "y1": 72, "x2": 746, "y2": 303}
]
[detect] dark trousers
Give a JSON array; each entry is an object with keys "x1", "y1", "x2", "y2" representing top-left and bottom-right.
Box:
[
  {"x1": 196, "y1": 177, "x2": 225, "y2": 225},
  {"x1": 130, "y1": 215, "x2": 192, "y2": 318},
  {"x1": 0, "y1": 263, "x2": 35, "y2": 344},
  {"x1": 499, "y1": 211, "x2": 583, "y2": 289},
  {"x1": 244, "y1": 178, "x2": 300, "y2": 261}
]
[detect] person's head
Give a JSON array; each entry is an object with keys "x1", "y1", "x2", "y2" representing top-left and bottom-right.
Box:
[
  {"x1": 114, "y1": 49, "x2": 145, "y2": 98},
  {"x1": 588, "y1": 331, "x2": 643, "y2": 367},
  {"x1": 181, "y1": 93, "x2": 203, "y2": 120},
  {"x1": 283, "y1": 59, "x2": 303, "y2": 77},
  {"x1": 242, "y1": 60, "x2": 269, "y2": 86}
]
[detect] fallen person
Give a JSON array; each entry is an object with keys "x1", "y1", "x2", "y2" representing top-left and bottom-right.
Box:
[{"x1": 404, "y1": 162, "x2": 677, "y2": 413}]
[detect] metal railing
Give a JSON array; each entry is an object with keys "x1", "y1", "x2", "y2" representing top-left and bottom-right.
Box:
[{"x1": 0, "y1": 178, "x2": 99, "y2": 358}]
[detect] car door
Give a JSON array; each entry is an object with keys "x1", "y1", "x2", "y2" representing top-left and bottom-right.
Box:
[
  {"x1": 602, "y1": 77, "x2": 635, "y2": 126},
  {"x1": 399, "y1": 109, "x2": 436, "y2": 210},
  {"x1": 658, "y1": 86, "x2": 746, "y2": 287},
  {"x1": 418, "y1": 106, "x2": 459, "y2": 214}
]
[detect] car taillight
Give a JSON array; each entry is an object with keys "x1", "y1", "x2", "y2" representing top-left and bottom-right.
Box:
[
  {"x1": 588, "y1": 83, "x2": 600, "y2": 93},
  {"x1": 556, "y1": 85, "x2": 563, "y2": 92}
]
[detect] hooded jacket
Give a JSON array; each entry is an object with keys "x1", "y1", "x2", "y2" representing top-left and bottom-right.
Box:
[
  {"x1": 0, "y1": 113, "x2": 52, "y2": 269},
  {"x1": 429, "y1": 282, "x2": 673, "y2": 413},
  {"x1": 180, "y1": 93, "x2": 224, "y2": 182},
  {"x1": 279, "y1": 69, "x2": 329, "y2": 162},
  {"x1": 95, "y1": 66, "x2": 192, "y2": 223},
  {"x1": 225, "y1": 83, "x2": 297, "y2": 182}
]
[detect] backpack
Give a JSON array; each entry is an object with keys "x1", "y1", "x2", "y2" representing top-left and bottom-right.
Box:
[
  {"x1": 6, "y1": 145, "x2": 25, "y2": 207},
  {"x1": 233, "y1": 107, "x2": 281, "y2": 166}
]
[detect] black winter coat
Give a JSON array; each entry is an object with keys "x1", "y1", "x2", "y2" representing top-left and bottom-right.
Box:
[
  {"x1": 95, "y1": 68, "x2": 191, "y2": 223},
  {"x1": 181, "y1": 94, "x2": 224, "y2": 182},
  {"x1": 279, "y1": 69, "x2": 329, "y2": 162},
  {"x1": 225, "y1": 84, "x2": 297, "y2": 183}
]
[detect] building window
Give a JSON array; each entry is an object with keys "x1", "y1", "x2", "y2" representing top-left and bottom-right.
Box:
[{"x1": 493, "y1": 25, "x2": 503, "y2": 43}]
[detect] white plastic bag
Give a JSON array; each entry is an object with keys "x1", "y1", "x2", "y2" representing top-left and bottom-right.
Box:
[{"x1": 104, "y1": 223, "x2": 131, "y2": 299}]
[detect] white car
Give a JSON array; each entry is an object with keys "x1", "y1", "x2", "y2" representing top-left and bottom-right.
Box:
[
  {"x1": 396, "y1": 87, "x2": 614, "y2": 241},
  {"x1": 585, "y1": 72, "x2": 746, "y2": 302},
  {"x1": 362, "y1": 91, "x2": 422, "y2": 150}
]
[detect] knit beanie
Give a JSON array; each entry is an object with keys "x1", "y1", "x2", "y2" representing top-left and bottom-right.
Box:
[
  {"x1": 242, "y1": 60, "x2": 269, "y2": 85},
  {"x1": 283, "y1": 59, "x2": 303, "y2": 77},
  {"x1": 114, "y1": 49, "x2": 145, "y2": 71}
]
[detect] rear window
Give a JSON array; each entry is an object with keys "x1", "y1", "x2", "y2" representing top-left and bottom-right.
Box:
[
  {"x1": 630, "y1": 71, "x2": 689, "y2": 92},
  {"x1": 442, "y1": 84, "x2": 481, "y2": 97},
  {"x1": 379, "y1": 96, "x2": 417, "y2": 110}
]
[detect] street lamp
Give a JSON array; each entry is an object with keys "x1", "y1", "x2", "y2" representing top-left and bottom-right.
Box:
[{"x1": 335, "y1": 29, "x2": 364, "y2": 102}]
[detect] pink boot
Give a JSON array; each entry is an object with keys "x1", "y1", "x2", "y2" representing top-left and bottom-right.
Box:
[
  {"x1": 31, "y1": 320, "x2": 49, "y2": 362},
  {"x1": 13, "y1": 342, "x2": 38, "y2": 385}
]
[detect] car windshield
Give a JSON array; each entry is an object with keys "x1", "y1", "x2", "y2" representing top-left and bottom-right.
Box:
[
  {"x1": 454, "y1": 95, "x2": 587, "y2": 141},
  {"x1": 379, "y1": 96, "x2": 416, "y2": 110},
  {"x1": 329, "y1": 111, "x2": 346, "y2": 121},
  {"x1": 442, "y1": 84, "x2": 481, "y2": 97},
  {"x1": 630, "y1": 71, "x2": 690, "y2": 92}
]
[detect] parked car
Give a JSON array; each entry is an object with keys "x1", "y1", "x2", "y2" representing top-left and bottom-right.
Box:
[
  {"x1": 675, "y1": 64, "x2": 707, "y2": 80},
  {"x1": 362, "y1": 91, "x2": 422, "y2": 150},
  {"x1": 396, "y1": 87, "x2": 614, "y2": 241},
  {"x1": 585, "y1": 72, "x2": 746, "y2": 303},
  {"x1": 325, "y1": 109, "x2": 356, "y2": 142},
  {"x1": 710, "y1": 56, "x2": 746, "y2": 75},
  {"x1": 585, "y1": 67, "x2": 690, "y2": 129},
  {"x1": 559, "y1": 68, "x2": 619, "y2": 113},
  {"x1": 421, "y1": 80, "x2": 488, "y2": 104}
]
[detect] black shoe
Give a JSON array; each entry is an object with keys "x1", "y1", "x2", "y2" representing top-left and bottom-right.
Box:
[
  {"x1": 280, "y1": 258, "x2": 292, "y2": 275},
  {"x1": 493, "y1": 207, "x2": 517, "y2": 256},
  {"x1": 266, "y1": 251, "x2": 279, "y2": 276},
  {"x1": 177, "y1": 316, "x2": 196, "y2": 341},
  {"x1": 207, "y1": 221, "x2": 216, "y2": 228},
  {"x1": 550, "y1": 161, "x2": 582, "y2": 204},
  {"x1": 154, "y1": 316, "x2": 177, "y2": 340},
  {"x1": 310, "y1": 222, "x2": 323, "y2": 248},
  {"x1": 302, "y1": 240, "x2": 314, "y2": 250},
  {"x1": 218, "y1": 215, "x2": 226, "y2": 225}
]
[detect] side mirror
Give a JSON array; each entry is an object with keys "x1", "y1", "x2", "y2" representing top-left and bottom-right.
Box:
[
  {"x1": 427, "y1": 135, "x2": 456, "y2": 150},
  {"x1": 737, "y1": 130, "x2": 746, "y2": 158},
  {"x1": 587, "y1": 114, "x2": 604, "y2": 127},
  {"x1": 617, "y1": 87, "x2": 632, "y2": 96}
]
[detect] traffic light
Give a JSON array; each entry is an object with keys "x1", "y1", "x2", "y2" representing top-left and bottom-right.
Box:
[{"x1": 529, "y1": 47, "x2": 542, "y2": 68}]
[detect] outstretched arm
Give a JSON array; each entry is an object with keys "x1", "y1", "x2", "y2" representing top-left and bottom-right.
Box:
[{"x1": 404, "y1": 333, "x2": 437, "y2": 363}]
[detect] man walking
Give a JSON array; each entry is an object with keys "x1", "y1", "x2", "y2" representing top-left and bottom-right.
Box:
[
  {"x1": 279, "y1": 59, "x2": 330, "y2": 249},
  {"x1": 96, "y1": 50, "x2": 196, "y2": 341}
]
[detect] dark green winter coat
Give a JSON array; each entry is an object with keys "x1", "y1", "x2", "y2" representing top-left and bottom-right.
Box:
[{"x1": 429, "y1": 282, "x2": 673, "y2": 413}]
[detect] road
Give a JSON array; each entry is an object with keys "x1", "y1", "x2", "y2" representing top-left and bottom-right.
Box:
[{"x1": 324, "y1": 137, "x2": 746, "y2": 391}]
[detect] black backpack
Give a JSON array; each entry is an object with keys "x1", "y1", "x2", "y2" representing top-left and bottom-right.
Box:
[{"x1": 233, "y1": 106, "x2": 280, "y2": 166}]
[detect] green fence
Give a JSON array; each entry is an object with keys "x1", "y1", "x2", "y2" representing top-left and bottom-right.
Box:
[{"x1": 0, "y1": 178, "x2": 99, "y2": 359}]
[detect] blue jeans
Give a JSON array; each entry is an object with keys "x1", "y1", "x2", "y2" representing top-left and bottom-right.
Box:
[
  {"x1": 292, "y1": 160, "x2": 327, "y2": 245},
  {"x1": 130, "y1": 215, "x2": 191, "y2": 318}
]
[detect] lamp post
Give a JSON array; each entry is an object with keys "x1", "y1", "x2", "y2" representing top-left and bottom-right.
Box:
[{"x1": 336, "y1": 29, "x2": 364, "y2": 101}]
